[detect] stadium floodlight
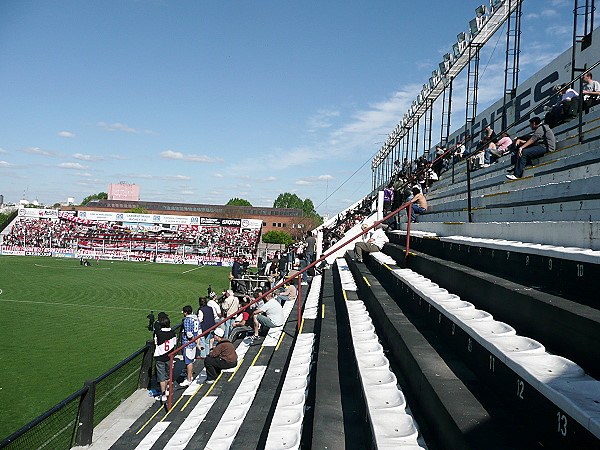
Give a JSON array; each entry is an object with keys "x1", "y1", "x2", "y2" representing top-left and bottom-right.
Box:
[
  {"x1": 443, "y1": 53, "x2": 452, "y2": 62},
  {"x1": 469, "y1": 18, "x2": 480, "y2": 36},
  {"x1": 457, "y1": 32, "x2": 468, "y2": 43},
  {"x1": 452, "y1": 43, "x2": 462, "y2": 58},
  {"x1": 432, "y1": 69, "x2": 440, "y2": 79},
  {"x1": 475, "y1": 5, "x2": 488, "y2": 17},
  {"x1": 439, "y1": 61, "x2": 449, "y2": 74}
]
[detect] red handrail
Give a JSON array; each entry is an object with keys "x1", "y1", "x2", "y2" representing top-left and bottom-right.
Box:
[{"x1": 164, "y1": 200, "x2": 415, "y2": 409}]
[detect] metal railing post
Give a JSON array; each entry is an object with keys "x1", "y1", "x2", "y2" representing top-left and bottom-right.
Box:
[
  {"x1": 297, "y1": 274, "x2": 302, "y2": 331},
  {"x1": 168, "y1": 354, "x2": 174, "y2": 410},
  {"x1": 75, "y1": 381, "x2": 95, "y2": 447},
  {"x1": 405, "y1": 203, "x2": 413, "y2": 265},
  {"x1": 466, "y1": 158, "x2": 473, "y2": 222}
]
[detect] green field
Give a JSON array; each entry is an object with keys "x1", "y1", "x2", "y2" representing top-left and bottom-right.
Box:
[{"x1": 0, "y1": 255, "x2": 232, "y2": 439}]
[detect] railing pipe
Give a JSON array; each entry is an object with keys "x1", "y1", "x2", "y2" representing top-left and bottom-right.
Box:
[
  {"x1": 405, "y1": 203, "x2": 413, "y2": 265},
  {"x1": 166, "y1": 199, "x2": 419, "y2": 409}
]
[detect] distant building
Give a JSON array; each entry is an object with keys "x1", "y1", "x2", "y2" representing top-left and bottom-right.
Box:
[{"x1": 108, "y1": 182, "x2": 140, "y2": 201}]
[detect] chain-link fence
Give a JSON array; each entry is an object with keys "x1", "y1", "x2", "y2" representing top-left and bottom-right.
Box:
[{"x1": 0, "y1": 343, "x2": 153, "y2": 450}]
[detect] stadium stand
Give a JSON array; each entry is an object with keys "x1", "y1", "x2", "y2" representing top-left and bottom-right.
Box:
[{"x1": 1, "y1": 216, "x2": 260, "y2": 260}]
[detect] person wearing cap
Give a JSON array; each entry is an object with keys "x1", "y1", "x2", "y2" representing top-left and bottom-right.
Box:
[
  {"x1": 204, "y1": 327, "x2": 237, "y2": 384},
  {"x1": 251, "y1": 292, "x2": 284, "y2": 340}
]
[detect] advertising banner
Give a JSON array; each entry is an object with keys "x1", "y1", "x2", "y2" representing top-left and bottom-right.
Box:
[{"x1": 18, "y1": 208, "x2": 59, "y2": 219}]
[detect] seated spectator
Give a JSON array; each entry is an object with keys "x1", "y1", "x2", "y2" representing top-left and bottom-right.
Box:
[
  {"x1": 407, "y1": 187, "x2": 428, "y2": 223},
  {"x1": 153, "y1": 313, "x2": 177, "y2": 401},
  {"x1": 229, "y1": 299, "x2": 253, "y2": 342},
  {"x1": 353, "y1": 224, "x2": 389, "y2": 262},
  {"x1": 506, "y1": 116, "x2": 555, "y2": 180},
  {"x1": 251, "y1": 292, "x2": 284, "y2": 340},
  {"x1": 544, "y1": 84, "x2": 579, "y2": 128},
  {"x1": 275, "y1": 275, "x2": 297, "y2": 307},
  {"x1": 483, "y1": 131, "x2": 513, "y2": 166},
  {"x1": 582, "y1": 72, "x2": 600, "y2": 110},
  {"x1": 203, "y1": 327, "x2": 237, "y2": 384}
]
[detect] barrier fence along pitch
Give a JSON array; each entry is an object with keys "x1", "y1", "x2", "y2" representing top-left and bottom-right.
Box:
[{"x1": 0, "y1": 340, "x2": 157, "y2": 449}]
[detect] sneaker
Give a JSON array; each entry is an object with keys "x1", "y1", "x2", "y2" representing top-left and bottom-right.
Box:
[
  {"x1": 160, "y1": 394, "x2": 168, "y2": 402},
  {"x1": 506, "y1": 168, "x2": 514, "y2": 173},
  {"x1": 180, "y1": 379, "x2": 192, "y2": 387},
  {"x1": 206, "y1": 379, "x2": 215, "y2": 385},
  {"x1": 506, "y1": 174, "x2": 518, "y2": 180},
  {"x1": 301, "y1": 281, "x2": 308, "y2": 285},
  {"x1": 481, "y1": 163, "x2": 490, "y2": 168}
]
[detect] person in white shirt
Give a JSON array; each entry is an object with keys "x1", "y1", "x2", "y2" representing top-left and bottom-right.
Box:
[
  {"x1": 354, "y1": 224, "x2": 389, "y2": 262},
  {"x1": 251, "y1": 293, "x2": 284, "y2": 340},
  {"x1": 582, "y1": 72, "x2": 600, "y2": 108}
]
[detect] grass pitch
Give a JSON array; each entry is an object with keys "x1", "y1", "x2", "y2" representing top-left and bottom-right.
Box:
[{"x1": 0, "y1": 255, "x2": 232, "y2": 438}]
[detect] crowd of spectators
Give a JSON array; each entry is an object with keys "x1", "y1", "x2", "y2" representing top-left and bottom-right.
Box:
[
  {"x1": 2, "y1": 217, "x2": 260, "y2": 258},
  {"x1": 321, "y1": 197, "x2": 375, "y2": 251}
]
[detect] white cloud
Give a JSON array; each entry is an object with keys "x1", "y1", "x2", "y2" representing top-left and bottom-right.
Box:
[
  {"x1": 317, "y1": 174, "x2": 334, "y2": 181},
  {"x1": 73, "y1": 153, "x2": 104, "y2": 161},
  {"x1": 180, "y1": 190, "x2": 194, "y2": 195},
  {"x1": 58, "y1": 131, "x2": 76, "y2": 138},
  {"x1": 255, "y1": 176, "x2": 277, "y2": 182},
  {"x1": 295, "y1": 180, "x2": 313, "y2": 186},
  {"x1": 0, "y1": 160, "x2": 16, "y2": 168},
  {"x1": 58, "y1": 162, "x2": 89, "y2": 169},
  {"x1": 307, "y1": 109, "x2": 340, "y2": 132},
  {"x1": 75, "y1": 172, "x2": 93, "y2": 177},
  {"x1": 159, "y1": 150, "x2": 223, "y2": 163},
  {"x1": 109, "y1": 154, "x2": 128, "y2": 160},
  {"x1": 545, "y1": 25, "x2": 570, "y2": 36},
  {"x1": 127, "y1": 173, "x2": 192, "y2": 181},
  {"x1": 213, "y1": 173, "x2": 224, "y2": 178},
  {"x1": 541, "y1": 9, "x2": 558, "y2": 17},
  {"x1": 0, "y1": 148, "x2": 8, "y2": 154},
  {"x1": 19, "y1": 147, "x2": 62, "y2": 157},
  {"x1": 97, "y1": 122, "x2": 159, "y2": 135},
  {"x1": 165, "y1": 175, "x2": 192, "y2": 181}
]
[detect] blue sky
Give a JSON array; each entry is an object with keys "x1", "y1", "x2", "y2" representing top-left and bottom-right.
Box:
[{"x1": 0, "y1": 0, "x2": 580, "y2": 216}]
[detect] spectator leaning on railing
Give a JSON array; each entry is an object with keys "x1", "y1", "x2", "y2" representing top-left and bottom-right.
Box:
[{"x1": 506, "y1": 116, "x2": 555, "y2": 180}]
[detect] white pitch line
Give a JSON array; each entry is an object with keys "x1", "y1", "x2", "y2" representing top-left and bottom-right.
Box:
[
  {"x1": 0, "y1": 298, "x2": 174, "y2": 312},
  {"x1": 181, "y1": 266, "x2": 202, "y2": 274},
  {"x1": 33, "y1": 263, "x2": 111, "y2": 270}
]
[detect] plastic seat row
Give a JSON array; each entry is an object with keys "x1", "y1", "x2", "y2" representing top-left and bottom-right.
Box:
[
  {"x1": 336, "y1": 258, "x2": 427, "y2": 449},
  {"x1": 264, "y1": 274, "x2": 322, "y2": 449},
  {"x1": 371, "y1": 250, "x2": 600, "y2": 440},
  {"x1": 389, "y1": 230, "x2": 600, "y2": 264}
]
